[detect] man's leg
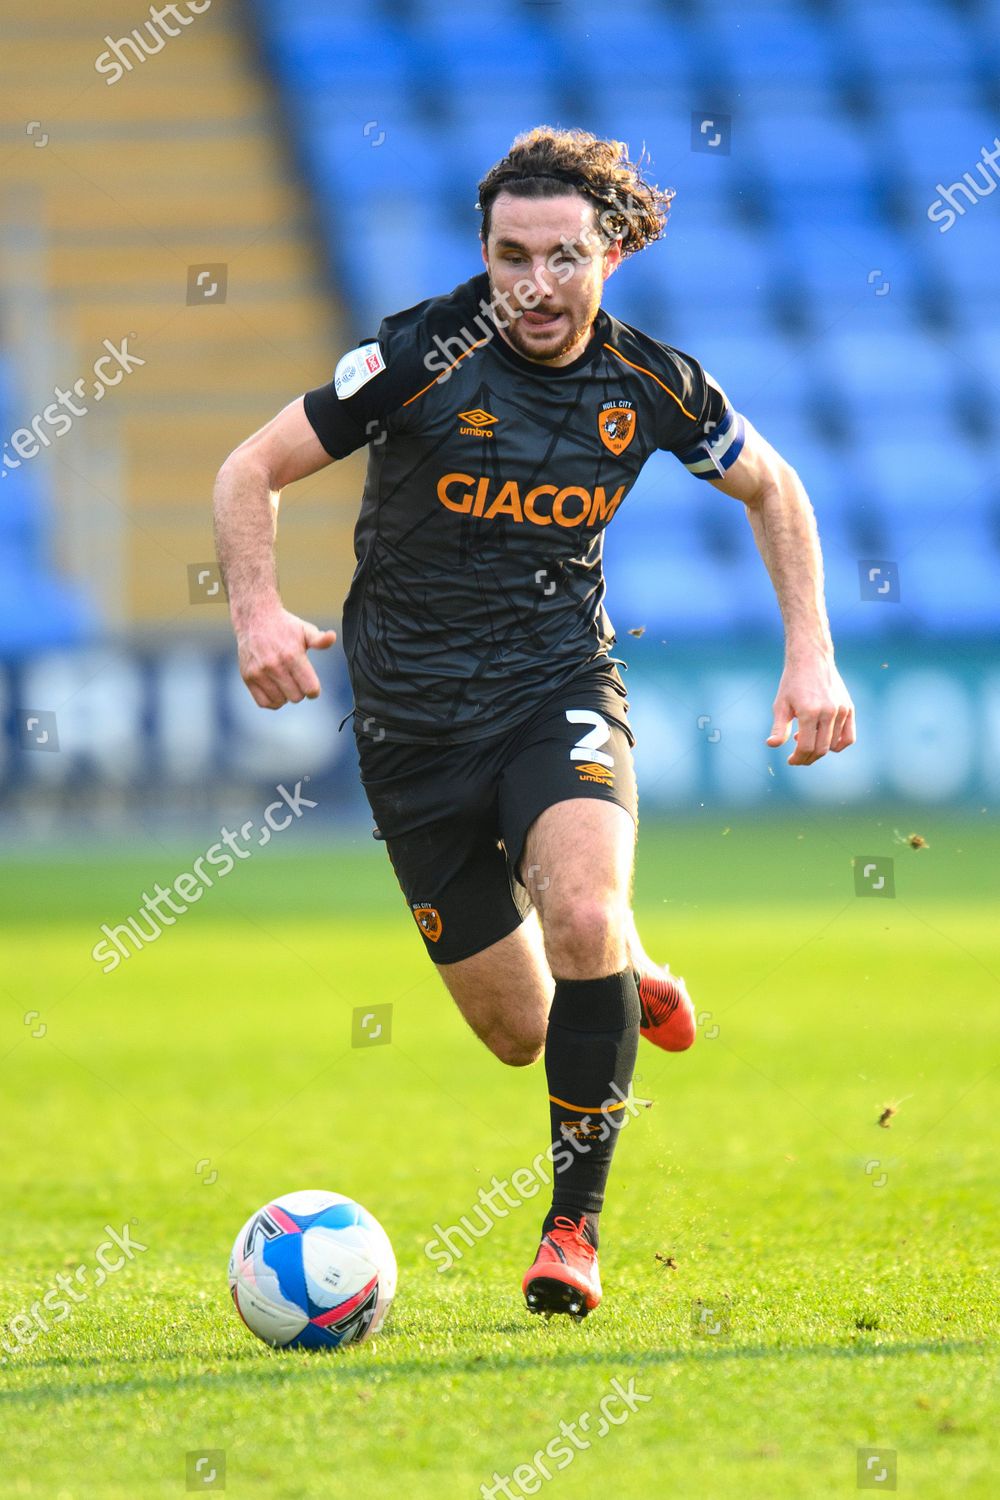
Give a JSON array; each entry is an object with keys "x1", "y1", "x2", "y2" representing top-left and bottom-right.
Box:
[
  {"x1": 501, "y1": 797, "x2": 639, "y2": 1318},
  {"x1": 433, "y1": 913, "x2": 552, "y2": 1067},
  {"x1": 522, "y1": 798, "x2": 639, "y2": 1252},
  {"x1": 432, "y1": 898, "x2": 694, "y2": 1064}
]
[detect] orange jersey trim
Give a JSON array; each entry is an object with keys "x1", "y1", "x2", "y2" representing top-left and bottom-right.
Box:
[
  {"x1": 603, "y1": 344, "x2": 698, "y2": 422},
  {"x1": 402, "y1": 338, "x2": 491, "y2": 408}
]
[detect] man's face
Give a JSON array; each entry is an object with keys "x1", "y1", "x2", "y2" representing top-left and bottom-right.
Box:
[{"x1": 481, "y1": 191, "x2": 621, "y2": 366}]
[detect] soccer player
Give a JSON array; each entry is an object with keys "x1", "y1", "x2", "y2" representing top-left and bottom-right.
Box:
[{"x1": 213, "y1": 127, "x2": 856, "y2": 1321}]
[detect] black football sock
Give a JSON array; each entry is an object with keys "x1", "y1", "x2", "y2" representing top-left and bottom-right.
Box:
[{"x1": 542, "y1": 968, "x2": 641, "y2": 1251}]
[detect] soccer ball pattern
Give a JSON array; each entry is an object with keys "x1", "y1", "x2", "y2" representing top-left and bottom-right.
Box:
[{"x1": 228, "y1": 1190, "x2": 397, "y2": 1350}]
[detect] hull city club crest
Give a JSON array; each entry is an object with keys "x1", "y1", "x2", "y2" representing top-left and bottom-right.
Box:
[
  {"x1": 411, "y1": 905, "x2": 443, "y2": 942},
  {"x1": 598, "y1": 400, "x2": 636, "y2": 455}
]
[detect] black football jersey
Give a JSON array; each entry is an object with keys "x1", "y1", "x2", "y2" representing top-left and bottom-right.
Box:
[{"x1": 303, "y1": 272, "x2": 744, "y2": 743}]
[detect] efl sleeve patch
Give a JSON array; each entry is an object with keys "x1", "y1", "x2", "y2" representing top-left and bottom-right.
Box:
[
  {"x1": 334, "y1": 342, "x2": 386, "y2": 401},
  {"x1": 674, "y1": 403, "x2": 746, "y2": 479}
]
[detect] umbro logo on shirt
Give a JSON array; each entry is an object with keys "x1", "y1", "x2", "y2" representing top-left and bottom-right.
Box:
[{"x1": 458, "y1": 408, "x2": 498, "y2": 437}]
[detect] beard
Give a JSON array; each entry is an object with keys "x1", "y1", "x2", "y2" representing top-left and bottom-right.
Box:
[{"x1": 488, "y1": 278, "x2": 601, "y2": 364}]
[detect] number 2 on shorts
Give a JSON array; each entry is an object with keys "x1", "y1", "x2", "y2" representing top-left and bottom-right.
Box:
[{"x1": 565, "y1": 709, "x2": 614, "y2": 769}]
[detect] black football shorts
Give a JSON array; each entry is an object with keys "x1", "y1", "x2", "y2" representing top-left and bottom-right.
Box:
[{"x1": 354, "y1": 661, "x2": 638, "y2": 965}]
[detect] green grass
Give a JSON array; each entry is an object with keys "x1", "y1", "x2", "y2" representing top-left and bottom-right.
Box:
[{"x1": 1, "y1": 813, "x2": 997, "y2": 1498}]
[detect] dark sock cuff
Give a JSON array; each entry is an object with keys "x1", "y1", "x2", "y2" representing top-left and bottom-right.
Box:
[{"x1": 549, "y1": 968, "x2": 641, "y2": 1032}]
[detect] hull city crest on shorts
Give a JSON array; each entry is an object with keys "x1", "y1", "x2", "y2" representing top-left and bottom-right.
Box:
[
  {"x1": 598, "y1": 399, "x2": 636, "y2": 455},
  {"x1": 411, "y1": 904, "x2": 443, "y2": 942}
]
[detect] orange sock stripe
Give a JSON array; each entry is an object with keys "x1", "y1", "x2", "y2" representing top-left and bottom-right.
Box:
[{"x1": 547, "y1": 1093, "x2": 627, "y2": 1113}]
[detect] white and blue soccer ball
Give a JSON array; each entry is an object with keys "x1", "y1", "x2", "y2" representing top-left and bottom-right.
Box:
[{"x1": 228, "y1": 1190, "x2": 397, "y2": 1350}]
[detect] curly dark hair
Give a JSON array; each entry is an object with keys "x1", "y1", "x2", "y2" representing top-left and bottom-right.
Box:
[{"x1": 477, "y1": 125, "x2": 673, "y2": 258}]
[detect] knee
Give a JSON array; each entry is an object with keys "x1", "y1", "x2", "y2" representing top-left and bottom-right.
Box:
[
  {"x1": 542, "y1": 894, "x2": 626, "y2": 975},
  {"x1": 486, "y1": 1029, "x2": 545, "y2": 1068}
]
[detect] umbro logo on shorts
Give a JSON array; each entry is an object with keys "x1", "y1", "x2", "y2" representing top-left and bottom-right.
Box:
[{"x1": 576, "y1": 761, "x2": 615, "y2": 787}]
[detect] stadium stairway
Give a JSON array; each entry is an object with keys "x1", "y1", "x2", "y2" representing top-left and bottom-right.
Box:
[{"x1": 0, "y1": 0, "x2": 364, "y2": 629}]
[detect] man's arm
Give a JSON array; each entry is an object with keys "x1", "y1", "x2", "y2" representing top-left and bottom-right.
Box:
[
  {"x1": 213, "y1": 397, "x2": 338, "y2": 710},
  {"x1": 709, "y1": 420, "x2": 856, "y2": 766}
]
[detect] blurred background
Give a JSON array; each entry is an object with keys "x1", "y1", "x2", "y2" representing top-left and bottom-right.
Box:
[{"x1": 1, "y1": 0, "x2": 997, "y2": 839}]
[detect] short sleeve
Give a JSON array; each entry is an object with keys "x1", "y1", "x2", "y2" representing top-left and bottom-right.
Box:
[
  {"x1": 655, "y1": 350, "x2": 746, "y2": 480},
  {"x1": 303, "y1": 278, "x2": 489, "y2": 459},
  {"x1": 303, "y1": 339, "x2": 393, "y2": 460}
]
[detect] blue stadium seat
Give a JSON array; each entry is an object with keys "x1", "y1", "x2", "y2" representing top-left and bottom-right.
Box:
[
  {"x1": 603, "y1": 245, "x2": 675, "y2": 333},
  {"x1": 884, "y1": 102, "x2": 1000, "y2": 192},
  {"x1": 665, "y1": 183, "x2": 744, "y2": 232},
  {"x1": 656, "y1": 222, "x2": 790, "y2": 313},
  {"x1": 876, "y1": 74, "x2": 977, "y2": 117},
  {"x1": 884, "y1": 516, "x2": 999, "y2": 630},
  {"x1": 558, "y1": 13, "x2": 702, "y2": 87},
  {"x1": 442, "y1": 88, "x2": 571, "y2": 192},
  {"x1": 0, "y1": 465, "x2": 47, "y2": 564},
  {"x1": 402, "y1": 17, "x2": 563, "y2": 88},
  {"x1": 695, "y1": 331, "x2": 837, "y2": 428},
  {"x1": 0, "y1": 353, "x2": 93, "y2": 648},
  {"x1": 0, "y1": 559, "x2": 92, "y2": 649},
  {"x1": 824, "y1": 326, "x2": 960, "y2": 420},
  {"x1": 780, "y1": 220, "x2": 926, "y2": 313},
  {"x1": 665, "y1": 299, "x2": 776, "y2": 353},
  {"x1": 747, "y1": 109, "x2": 878, "y2": 201},
  {"x1": 965, "y1": 329, "x2": 1000, "y2": 407},
  {"x1": 838, "y1": 1, "x2": 972, "y2": 81},
  {"x1": 407, "y1": 0, "x2": 534, "y2": 26},
  {"x1": 297, "y1": 106, "x2": 455, "y2": 206},
  {"x1": 571, "y1": 85, "x2": 696, "y2": 161},
  {"x1": 858, "y1": 434, "x2": 990, "y2": 518},
  {"x1": 606, "y1": 517, "x2": 767, "y2": 634},
  {"x1": 252, "y1": 0, "x2": 393, "y2": 27},
  {"x1": 695, "y1": 3, "x2": 845, "y2": 87},
  {"x1": 920, "y1": 209, "x2": 1000, "y2": 305},
  {"x1": 329, "y1": 196, "x2": 474, "y2": 333},
  {"x1": 262, "y1": 19, "x2": 417, "y2": 92}
]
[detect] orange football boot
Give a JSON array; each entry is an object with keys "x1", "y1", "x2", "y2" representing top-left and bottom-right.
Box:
[
  {"x1": 638, "y1": 969, "x2": 697, "y2": 1052},
  {"x1": 522, "y1": 1215, "x2": 602, "y2": 1321}
]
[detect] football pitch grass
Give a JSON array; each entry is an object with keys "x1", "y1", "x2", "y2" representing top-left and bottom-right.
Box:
[{"x1": 1, "y1": 812, "x2": 996, "y2": 1498}]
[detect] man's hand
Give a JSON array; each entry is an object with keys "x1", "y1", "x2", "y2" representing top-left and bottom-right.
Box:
[
  {"x1": 767, "y1": 653, "x2": 856, "y2": 766},
  {"x1": 237, "y1": 606, "x2": 337, "y2": 710},
  {"x1": 709, "y1": 424, "x2": 856, "y2": 767}
]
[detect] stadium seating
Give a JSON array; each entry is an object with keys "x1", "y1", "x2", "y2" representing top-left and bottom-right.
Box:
[
  {"x1": 239, "y1": 2, "x2": 1000, "y2": 636},
  {"x1": 1, "y1": 0, "x2": 364, "y2": 634},
  {"x1": 0, "y1": 353, "x2": 92, "y2": 648}
]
